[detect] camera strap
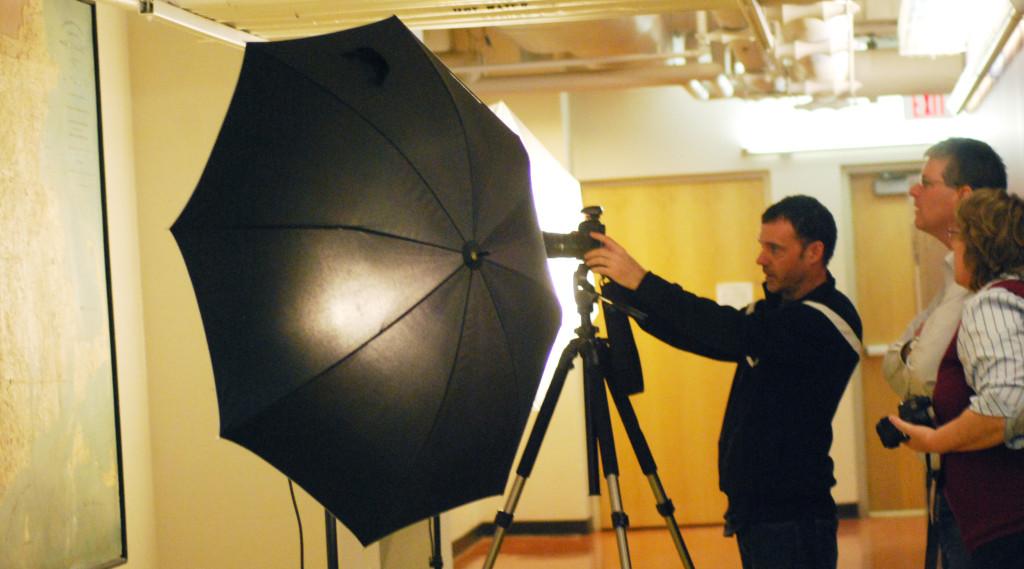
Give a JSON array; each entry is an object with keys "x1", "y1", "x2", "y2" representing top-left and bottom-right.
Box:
[
  {"x1": 802, "y1": 300, "x2": 863, "y2": 356},
  {"x1": 740, "y1": 300, "x2": 862, "y2": 368},
  {"x1": 924, "y1": 453, "x2": 940, "y2": 569}
]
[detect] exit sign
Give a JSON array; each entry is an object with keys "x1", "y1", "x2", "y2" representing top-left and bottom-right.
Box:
[{"x1": 905, "y1": 94, "x2": 949, "y2": 118}]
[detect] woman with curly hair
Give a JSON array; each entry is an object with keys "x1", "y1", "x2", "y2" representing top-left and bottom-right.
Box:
[{"x1": 891, "y1": 188, "x2": 1024, "y2": 568}]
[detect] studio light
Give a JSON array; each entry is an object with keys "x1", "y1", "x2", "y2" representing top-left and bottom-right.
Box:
[{"x1": 171, "y1": 17, "x2": 560, "y2": 548}]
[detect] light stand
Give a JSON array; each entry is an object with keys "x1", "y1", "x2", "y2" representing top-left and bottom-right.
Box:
[
  {"x1": 326, "y1": 510, "x2": 339, "y2": 569},
  {"x1": 325, "y1": 510, "x2": 443, "y2": 569},
  {"x1": 480, "y1": 264, "x2": 696, "y2": 569},
  {"x1": 429, "y1": 514, "x2": 443, "y2": 569}
]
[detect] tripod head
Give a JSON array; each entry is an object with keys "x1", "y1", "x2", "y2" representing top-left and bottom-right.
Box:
[{"x1": 570, "y1": 262, "x2": 646, "y2": 396}]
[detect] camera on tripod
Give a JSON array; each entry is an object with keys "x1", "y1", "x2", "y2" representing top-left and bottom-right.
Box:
[
  {"x1": 484, "y1": 204, "x2": 695, "y2": 569},
  {"x1": 543, "y1": 205, "x2": 605, "y2": 259},
  {"x1": 541, "y1": 205, "x2": 644, "y2": 396},
  {"x1": 875, "y1": 395, "x2": 936, "y2": 448}
]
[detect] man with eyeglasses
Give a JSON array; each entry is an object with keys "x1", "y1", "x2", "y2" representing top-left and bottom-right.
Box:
[{"x1": 885, "y1": 137, "x2": 1007, "y2": 569}]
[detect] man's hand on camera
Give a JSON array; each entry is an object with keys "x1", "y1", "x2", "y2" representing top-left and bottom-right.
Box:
[{"x1": 584, "y1": 233, "x2": 647, "y2": 291}]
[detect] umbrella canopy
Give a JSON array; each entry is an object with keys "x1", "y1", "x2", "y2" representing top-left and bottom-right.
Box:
[{"x1": 171, "y1": 16, "x2": 560, "y2": 545}]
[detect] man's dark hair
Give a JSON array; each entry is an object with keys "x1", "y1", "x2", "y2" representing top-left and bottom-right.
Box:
[
  {"x1": 762, "y1": 195, "x2": 837, "y2": 265},
  {"x1": 925, "y1": 137, "x2": 1008, "y2": 190}
]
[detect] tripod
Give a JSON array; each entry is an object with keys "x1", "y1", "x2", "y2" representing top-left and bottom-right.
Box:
[{"x1": 480, "y1": 263, "x2": 695, "y2": 569}]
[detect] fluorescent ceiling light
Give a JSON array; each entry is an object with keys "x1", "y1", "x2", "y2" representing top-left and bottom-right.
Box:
[
  {"x1": 901, "y1": 0, "x2": 1024, "y2": 114},
  {"x1": 947, "y1": 2, "x2": 1024, "y2": 113},
  {"x1": 140, "y1": 0, "x2": 266, "y2": 47}
]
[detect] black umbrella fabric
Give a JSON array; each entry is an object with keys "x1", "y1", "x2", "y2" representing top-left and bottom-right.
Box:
[{"x1": 171, "y1": 16, "x2": 560, "y2": 545}]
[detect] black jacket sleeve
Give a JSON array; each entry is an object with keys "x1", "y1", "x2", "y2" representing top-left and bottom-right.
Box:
[{"x1": 625, "y1": 272, "x2": 859, "y2": 371}]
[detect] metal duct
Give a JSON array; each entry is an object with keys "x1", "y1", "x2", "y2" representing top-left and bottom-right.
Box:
[
  {"x1": 852, "y1": 49, "x2": 962, "y2": 97},
  {"x1": 496, "y1": 16, "x2": 664, "y2": 58},
  {"x1": 461, "y1": 62, "x2": 723, "y2": 93},
  {"x1": 785, "y1": 49, "x2": 962, "y2": 98}
]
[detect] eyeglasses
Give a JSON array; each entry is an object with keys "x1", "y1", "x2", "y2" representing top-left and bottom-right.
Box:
[{"x1": 946, "y1": 226, "x2": 961, "y2": 240}]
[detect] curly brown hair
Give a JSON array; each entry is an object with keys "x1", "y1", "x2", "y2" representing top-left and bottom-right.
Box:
[{"x1": 956, "y1": 188, "x2": 1024, "y2": 290}]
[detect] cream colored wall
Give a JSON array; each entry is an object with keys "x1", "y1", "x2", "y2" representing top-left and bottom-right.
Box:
[
  {"x1": 108, "y1": 10, "x2": 1024, "y2": 568},
  {"x1": 127, "y1": 17, "x2": 385, "y2": 569},
  {"x1": 564, "y1": 87, "x2": 938, "y2": 506},
  {"x1": 96, "y1": 5, "x2": 158, "y2": 568},
  {"x1": 550, "y1": 65, "x2": 1024, "y2": 512}
]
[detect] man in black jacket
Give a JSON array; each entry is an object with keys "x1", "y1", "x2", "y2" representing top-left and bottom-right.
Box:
[{"x1": 585, "y1": 195, "x2": 862, "y2": 569}]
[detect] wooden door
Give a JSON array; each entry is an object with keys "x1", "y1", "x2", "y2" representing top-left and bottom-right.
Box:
[
  {"x1": 582, "y1": 175, "x2": 767, "y2": 527},
  {"x1": 850, "y1": 171, "x2": 944, "y2": 513}
]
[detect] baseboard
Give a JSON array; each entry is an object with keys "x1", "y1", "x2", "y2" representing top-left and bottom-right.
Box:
[
  {"x1": 453, "y1": 506, "x2": 861, "y2": 556},
  {"x1": 452, "y1": 519, "x2": 593, "y2": 557}
]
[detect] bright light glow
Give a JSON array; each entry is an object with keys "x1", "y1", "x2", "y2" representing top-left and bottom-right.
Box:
[
  {"x1": 898, "y1": 0, "x2": 970, "y2": 55},
  {"x1": 738, "y1": 95, "x2": 963, "y2": 154},
  {"x1": 686, "y1": 79, "x2": 710, "y2": 100},
  {"x1": 716, "y1": 74, "x2": 735, "y2": 98},
  {"x1": 490, "y1": 102, "x2": 584, "y2": 410}
]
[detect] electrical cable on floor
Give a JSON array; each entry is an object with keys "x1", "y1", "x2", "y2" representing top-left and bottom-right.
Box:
[{"x1": 289, "y1": 479, "x2": 305, "y2": 569}]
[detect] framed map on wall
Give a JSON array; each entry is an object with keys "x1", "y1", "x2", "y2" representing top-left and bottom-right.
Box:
[{"x1": 0, "y1": 0, "x2": 127, "y2": 567}]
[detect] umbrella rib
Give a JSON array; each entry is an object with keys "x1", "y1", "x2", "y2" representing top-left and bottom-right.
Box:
[
  {"x1": 233, "y1": 224, "x2": 460, "y2": 253},
  {"x1": 476, "y1": 267, "x2": 526, "y2": 413},
  {"x1": 406, "y1": 267, "x2": 475, "y2": 470},
  {"x1": 258, "y1": 48, "x2": 468, "y2": 242},
  {"x1": 426, "y1": 54, "x2": 479, "y2": 240},
  {"x1": 317, "y1": 261, "x2": 466, "y2": 390}
]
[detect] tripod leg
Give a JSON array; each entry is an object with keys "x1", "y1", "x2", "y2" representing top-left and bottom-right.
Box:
[
  {"x1": 608, "y1": 385, "x2": 696, "y2": 569},
  {"x1": 604, "y1": 472, "x2": 633, "y2": 569},
  {"x1": 583, "y1": 345, "x2": 633, "y2": 569},
  {"x1": 480, "y1": 339, "x2": 582, "y2": 569}
]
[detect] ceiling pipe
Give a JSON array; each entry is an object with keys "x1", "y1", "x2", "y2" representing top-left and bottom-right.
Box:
[
  {"x1": 496, "y1": 15, "x2": 663, "y2": 59},
  {"x1": 800, "y1": 50, "x2": 961, "y2": 98},
  {"x1": 448, "y1": 49, "x2": 707, "y2": 75},
  {"x1": 460, "y1": 62, "x2": 723, "y2": 94},
  {"x1": 735, "y1": 0, "x2": 782, "y2": 71}
]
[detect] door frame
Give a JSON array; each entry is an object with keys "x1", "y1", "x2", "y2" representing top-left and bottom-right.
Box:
[
  {"x1": 581, "y1": 170, "x2": 771, "y2": 189},
  {"x1": 841, "y1": 160, "x2": 925, "y2": 514}
]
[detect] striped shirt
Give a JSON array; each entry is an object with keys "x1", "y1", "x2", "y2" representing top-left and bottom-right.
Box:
[{"x1": 957, "y1": 275, "x2": 1024, "y2": 449}]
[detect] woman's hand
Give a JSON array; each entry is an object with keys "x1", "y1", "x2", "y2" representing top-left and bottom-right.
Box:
[
  {"x1": 889, "y1": 415, "x2": 940, "y2": 453},
  {"x1": 583, "y1": 233, "x2": 647, "y2": 290},
  {"x1": 890, "y1": 410, "x2": 1006, "y2": 454}
]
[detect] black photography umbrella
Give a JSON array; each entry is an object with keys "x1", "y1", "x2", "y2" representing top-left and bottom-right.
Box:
[{"x1": 171, "y1": 16, "x2": 561, "y2": 545}]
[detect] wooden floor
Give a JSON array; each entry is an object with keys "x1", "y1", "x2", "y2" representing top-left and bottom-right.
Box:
[{"x1": 455, "y1": 515, "x2": 927, "y2": 569}]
